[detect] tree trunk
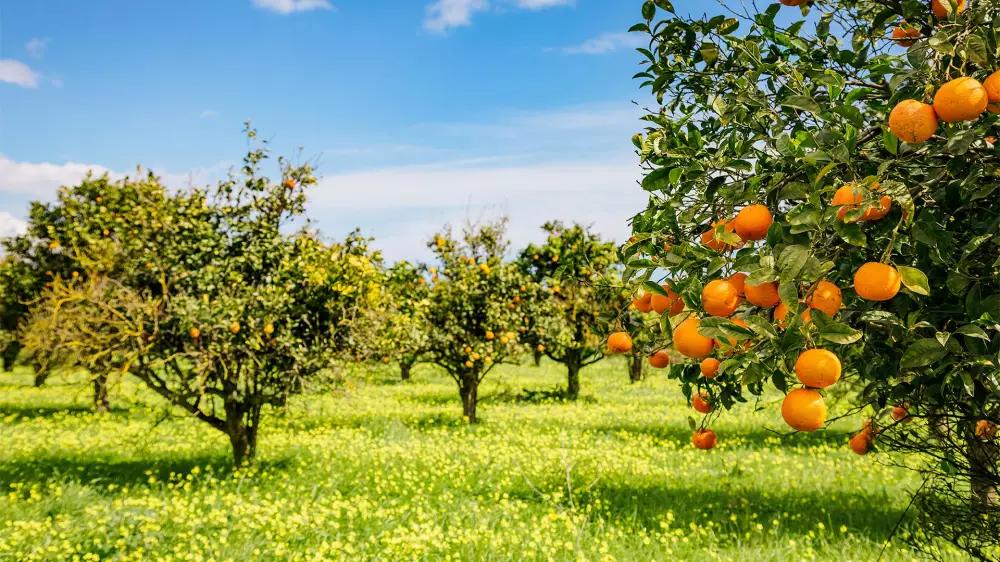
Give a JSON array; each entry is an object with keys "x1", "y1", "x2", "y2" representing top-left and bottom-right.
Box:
[
  {"x1": 566, "y1": 358, "x2": 581, "y2": 400},
  {"x1": 1, "y1": 340, "x2": 20, "y2": 372},
  {"x1": 32, "y1": 363, "x2": 49, "y2": 387},
  {"x1": 400, "y1": 359, "x2": 413, "y2": 382},
  {"x1": 93, "y1": 373, "x2": 110, "y2": 414},
  {"x1": 628, "y1": 353, "x2": 644, "y2": 383},
  {"x1": 458, "y1": 376, "x2": 479, "y2": 423},
  {"x1": 968, "y1": 436, "x2": 999, "y2": 510},
  {"x1": 224, "y1": 399, "x2": 260, "y2": 467},
  {"x1": 533, "y1": 348, "x2": 542, "y2": 367}
]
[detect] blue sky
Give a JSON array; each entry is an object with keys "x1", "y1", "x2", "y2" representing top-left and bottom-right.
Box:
[{"x1": 0, "y1": 0, "x2": 684, "y2": 259}]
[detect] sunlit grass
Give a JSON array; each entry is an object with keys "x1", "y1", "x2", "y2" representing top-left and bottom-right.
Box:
[{"x1": 0, "y1": 359, "x2": 954, "y2": 561}]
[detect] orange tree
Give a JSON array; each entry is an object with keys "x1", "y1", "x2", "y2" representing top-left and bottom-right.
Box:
[
  {"x1": 625, "y1": 0, "x2": 999, "y2": 554},
  {"x1": 516, "y1": 222, "x2": 619, "y2": 399},
  {"x1": 354, "y1": 259, "x2": 431, "y2": 381},
  {"x1": 423, "y1": 219, "x2": 533, "y2": 422},
  {"x1": 13, "y1": 129, "x2": 382, "y2": 465}
]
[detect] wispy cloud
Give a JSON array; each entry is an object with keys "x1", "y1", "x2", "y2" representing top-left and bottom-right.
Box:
[
  {"x1": 424, "y1": 0, "x2": 570, "y2": 33},
  {"x1": 25, "y1": 38, "x2": 49, "y2": 59},
  {"x1": 199, "y1": 109, "x2": 220, "y2": 119},
  {"x1": 555, "y1": 32, "x2": 644, "y2": 55},
  {"x1": 251, "y1": 0, "x2": 333, "y2": 14},
  {"x1": 0, "y1": 59, "x2": 41, "y2": 88},
  {"x1": 0, "y1": 212, "x2": 28, "y2": 238}
]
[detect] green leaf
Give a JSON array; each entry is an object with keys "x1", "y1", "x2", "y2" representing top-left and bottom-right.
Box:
[
  {"x1": 781, "y1": 95, "x2": 821, "y2": 114},
  {"x1": 955, "y1": 324, "x2": 990, "y2": 341},
  {"x1": 897, "y1": 266, "x2": 930, "y2": 296},
  {"x1": 900, "y1": 339, "x2": 949, "y2": 369},
  {"x1": 778, "y1": 245, "x2": 810, "y2": 282},
  {"x1": 817, "y1": 322, "x2": 863, "y2": 345}
]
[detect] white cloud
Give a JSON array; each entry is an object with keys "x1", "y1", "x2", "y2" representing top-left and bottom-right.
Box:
[
  {"x1": 0, "y1": 59, "x2": 41, "y2": 88},
  {"x1": 200, "y1": 109, "x2": 220, "y2": 119},
  {"x1": 251, "y1": 0, "x2": 333, "y2": 14},
  {"x1": 424, "y1": 0, "x2": 570, "y2": 32},
  {"x1": 25, "y1": 38, "x2": 49, "y2": 59},
  {"x1": 0, "y1": 212, "x2": 28, "y2": 239},
  {"x1": 310, "y1": 159, "x2": 642, "y2": 261},
  {"x1": 0, "y1": 155, "x2": 118, "y2": 195},
  {"x1": 424, "y1": 0, "x2": 489, "y2": 32},
  {"x1": 556, "y1": 32, "x2": 645, "y2": 55}
]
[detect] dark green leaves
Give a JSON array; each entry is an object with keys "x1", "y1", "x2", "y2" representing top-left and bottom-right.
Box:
[
  {"x1": 900, "y1": 339, "x2": 949, "y2": 369},
  {"x1": 781, "y1": 95, "x2": 821, "y2": 114}
]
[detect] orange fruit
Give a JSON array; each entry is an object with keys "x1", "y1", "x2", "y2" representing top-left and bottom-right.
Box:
[
  {"x1": 732, "y1": 204, "x2": 773, "y2": 241},
  {"x1": 649, "y1": 350, "x2": 670, "y2": 369},
  {"x1": 931, "y1": 0, "x2": 965, "y2": 18},
  {"x1": 849, "y1": 428, "x2": 873, "y2": 455},
  {"x1": 282, "y1": 178, "x2": 297, "y2": 189},
  {"x1": 832, "y1": 185, "x2": 892, "y2": 223},
  {"x1": 728, "y1": 272, "x2": 748, "y2": 296},
  {"x1": 863, "y1": 196, "x2": 893, "y2": 221},
  {"x1": 702, "y1": 280, "x2": 741, "y2": 317},
  {"x1": 700, "y1": 219, "x2": 742, "y2": 252},
  {"x1": 806, "y1": 280, "x2": 843, "y2": 317},
  {"x1": 891, "y1": 24, "x2": 921, "y2": 47},
  {"x1": 692, "y1": 391, "x2": 713, "y2": 414},
  {"x1": 673, "y1": 317, "x2": 715, "y2": 359},
  {"x1": 854, "y1": 262, "x2": 901, "y2": 301},
  {"x1": 779, "y1": 0, "x2": 805, "y2": 5},
  {"x1": 774, "y1": 301, "x2": 791, "y2": 328},
  {"x1": 607, "y1": 332, "x2": 633, "y2": 353},
  {"x1": 229, "y1": 321, "x2": 241, "y2": 335},
  {"x1": 263, "y1": 323, "x2": 275, "y2": 336},
  {"x1": 984, "y1": 70, "x2": 1000, "y2": 114},
  {"x1": 189, "y1": 327, "x2": 201, "y2": 339},
  {"x1": 692, "y1": 428, "x2": 717, "y2": 450},
  {"x1": 632, "y1": 292, "x2": 653, "y2": 313},
  {"x1": 700, "y1": 357, "x2": 721, "y2": 379},
  {"x1": 976, "y1": 420, "x2": 998, "y2": 440},
  {"x1": 794, "y1": 349, "x2": 842, "y2": 388},
  {"x1": 933, "y1": 77, "x2": 988, "y2": 123},
  {"x1": 888, "y1": 100, "x2": 938, "y2": 144},
  {"x1": 745, "y1": 281, "x2": 780, "y2": 308},
  {"x1": 891, "y1": 405, "x2": 910, "y2": 422},
  {"x1": 781, "y1": 388, "x2": 827, "y2": 432},
  {"x1": 651, "y1": 285, "x2": 685, "y2": 316}
]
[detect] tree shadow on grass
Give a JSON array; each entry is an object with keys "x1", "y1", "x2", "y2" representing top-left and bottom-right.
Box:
[
  {"x1": 0, "y1": 403, "x2": 130, "y2": 420},
  {"x1": 0, "y1": 453, "x2": 292, "y2": 488},
  {"x1": 508, "y1": 479, "x2": 905, "y2": 541}
]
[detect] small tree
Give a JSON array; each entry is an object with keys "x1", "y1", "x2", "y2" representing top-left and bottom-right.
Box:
[
  {"x1": 16, "y1": 129, "x2": 382, "y2": 465},
  {"x1": 626, "y1": 1, "x2": 999, "y2": 557},
  {"x1": 424, "y1": 220, "x2": 531, "y2": 422},
  {"x1": 517, "y1": 222, "x2": 619, "y2": 399},
  {"x1": 355, "y1": 260, "x2": 431, "y2": 381}
]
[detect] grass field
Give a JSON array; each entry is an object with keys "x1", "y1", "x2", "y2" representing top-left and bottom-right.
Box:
[{"x1": 0, "y1": 359, "x2": 955, "y2": 561}]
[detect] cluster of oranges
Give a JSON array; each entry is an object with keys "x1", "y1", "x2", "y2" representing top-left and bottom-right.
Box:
[{"x1": 889, "y1": 72, "x2": 1000, "y2": 144}]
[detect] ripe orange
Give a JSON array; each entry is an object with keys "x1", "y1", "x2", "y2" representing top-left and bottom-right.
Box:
[
  {"x1": 975, "y1": 420, "x2": 997, "y2": 440},
  {"x1": 781, "y1": 388, "x2": 827, "y2": 432},
  {"x1": 794, "y1": 349, "x2": 842, "y2": 388},
  {"x1": 189, "y1": 327, "x2": 201, "y2": 339},
  {"x1": 891, "y1": 405, "x2": 910, "y2": 422},
  {"x1": 849, "y1": 428, "x2": 873, "y2": 455},
  {"x1": 806, "y1": 280, "x2": 843, "y2": 317},
  {"x1": 702, "y1": 280, "x2": 741, "y2": 317},
  {"x1": 700, "y1": 219, "x2": 742, "y2": 253},
  {"x1": 984, "y1": 70, "x2": 1000, "y2": 114},
  {"x1": 933, "y1": 77, "x2": 988, "y2": 123},
  {"x1": 692, "y1": 391, "x2": 713, "y2": 414},
  {"x1": 774, "y1": 301, "x2": 790, "y2": 328},
  {"x1": 536, "y1": 344, "x2": 545, "y2": 353},
  {"x1": 728, "y1": 272, "x2": 748, "y2": 296},
  {"x1": 651, "y1": 285, "x2": 685, "y2": 316},
  {"x1": 229, "y1": 321, "x2": 241, "y2": 335},
  {"x1": 779, "y1": 0, "x2": 805, "y2": 5},
  {"x1": 745, "y1": 281, "x2": 781, "y2": 308},
  {"x1": 608, "y1": 332, "x2": 633, "y2": 354},
  {"x1": 486, "y1": 330, "x2": 496, "y2": 340},
  {"x1": 891, "y1": 24, "x2": 921, "y2": 47},
  {"x1": 649, "y1": 350, "x2": 670, "y2": 369},
  {"x1": 263, "y1": 323, "x2": 275, "y2": 336},
  {"x1": 854, "y1": 262, "x2": 901, "y2": 301},
  {"x1": 931, "y1": 0, "x2": 965, "y2": 18},
  {"x1": 632, "y1": 292, "x2": 653, "y2": 313},
  {"x1": 282, "y1": 178, "x2": 296, "y2": 190},
  {"x1": 732, "y1": 204, "x2": 773, "y2": 241},
  {"x1": 888, "y1": 100, "x2": 938, "y2": 144},
  {"x1": 700, "y1": 357, "x2": 721, "y2": 379},
  {"x1": 832, "y1": 185, "x2": 892, "y2": 223},
  {"x1": 673, "y1": 317, "x2": 715, "y2": 359},
  {"x1": 692, "y1": 428, "x2": 717, "y2": 450}
]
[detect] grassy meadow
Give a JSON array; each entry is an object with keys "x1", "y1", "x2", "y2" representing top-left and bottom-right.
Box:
[{"x1": 0, "y1": 359, "x2": 954, "y2": 561}]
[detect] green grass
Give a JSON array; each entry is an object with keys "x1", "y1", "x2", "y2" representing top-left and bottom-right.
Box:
[{"x1": 0, "y1": 359, "x2": 954, "y2": 561}]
